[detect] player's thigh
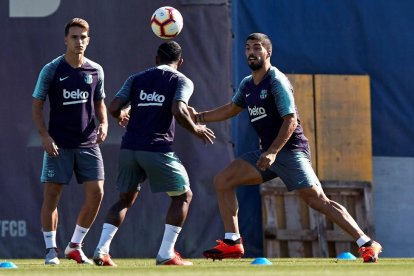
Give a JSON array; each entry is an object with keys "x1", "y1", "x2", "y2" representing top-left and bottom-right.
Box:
[
  {"x1": 271, "y1": 149, "x2": 320, "y2": 191},
  {"x1": 74, "y1": 146, "x2": 105, "y2": 183},
  {"x1": 117, "y1": 149, "x2": 146, "y2": 193},
  {"x1": 223, "y1": 150, "x2": 278, "y2": 186},
  {"x1": 136, "y1": 151, "x2": 189, "y2": 194},
  {"x1": 216, "y1": 159, "x2": 263, "y2": 188},
  {"x1": 41, "y1": 149, "x2": 75, "y2": 184}
]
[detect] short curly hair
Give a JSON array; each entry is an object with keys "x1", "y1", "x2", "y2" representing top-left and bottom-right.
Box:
[{"x1": 157, "y1": 41, "x2": 182, "y2": 64}]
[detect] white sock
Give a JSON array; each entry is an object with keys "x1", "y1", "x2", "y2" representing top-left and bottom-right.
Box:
[
  {"x1": 225, "y1": 232, "x2": 240, "y2": 241},
  {"x1": 96, "y1": 223, "x2": 118, "y2": 254},
  {"x1": 157, "y1": 224, "x2": 181, "y2": 259},
  {"x1": 43, "y1": 230, "x2": 57, "y2": 249},
  {"x1": 356, "y1": 235, "x2": 371, "y2": 247},
  {"x1": 70, "y1": 225, "x2": 89, "y2": 244}
]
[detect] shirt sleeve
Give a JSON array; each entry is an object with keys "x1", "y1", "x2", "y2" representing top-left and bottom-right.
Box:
[
  {"x1": 94, "y1": 64, "x2": 106, "y2": 101},
  {"x1": 115, "y1": 75, "x2": 135, "y2": 102},
  {"x1": 174, "y1": 75, "x2": 194, "y2": 105},
  {"x1": 32, "y1": 63, "x2": 55, "y2": 101},
  {"x1": 231, "y1": 77, "x2": 249, "y2": 108},
  {"x1": 270, "y1": 73, "x2": 296, "y2": 117}
]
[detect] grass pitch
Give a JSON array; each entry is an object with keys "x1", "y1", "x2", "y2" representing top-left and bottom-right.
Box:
[{"x1": 1, "y1": 258, "x2": 414, "y2": 276}]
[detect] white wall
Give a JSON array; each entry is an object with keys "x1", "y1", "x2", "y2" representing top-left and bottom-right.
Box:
[{"x1": 373, "y1": 156, "x2": 414, "y2": 257}]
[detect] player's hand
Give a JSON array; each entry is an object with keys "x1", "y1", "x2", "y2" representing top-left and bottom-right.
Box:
[
  {"x1": 96, "y1": 122, "x2": 108, "y2": 143},
  {"x1": 118, "y1": 116, "x2": 129, "y2": 127},
  {"x1": 118, "y1": 106, "x2": 131, "y2": 128},
  {"x1": 256, "y1": 151, "x2": 277, "y2": 171},
  {"x1": 195, "y1": 124, "x2": 215, "y2": 144},
  {"x1": 41, "y1": 135, "x2": 59, "y2": 156}
]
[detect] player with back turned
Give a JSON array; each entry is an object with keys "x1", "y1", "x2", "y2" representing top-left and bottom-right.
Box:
[{"x1": 92, "y1": 40, "x2": 215, "y2": 266}]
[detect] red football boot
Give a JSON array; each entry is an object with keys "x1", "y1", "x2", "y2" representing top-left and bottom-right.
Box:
[
  {"x1": 203, "y1": 239, "x2": 244, "y2": 260},
  {"x1": 156, "y1": 250, "x2": 193, "y2": 266},
  {"x1": 93, "y1": 249, "x2": 117, "y2": 267},
  {"x1": 358, "y1": 241, "x2": 382, "y2": 263}
]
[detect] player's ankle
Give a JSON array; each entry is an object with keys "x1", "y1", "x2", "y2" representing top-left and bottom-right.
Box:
[
  {"x1": 69, "y1": 242, "x2": 80, "y2": 248},
  {"x1": 223, "y1": 238, "x2": 241, "y2": 245},
  {"x1": 361, "y1": 240, "x2": 373, "y2": 247}
]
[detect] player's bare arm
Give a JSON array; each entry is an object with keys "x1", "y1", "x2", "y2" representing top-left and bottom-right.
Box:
[
  {"x1": 94, "y1": 99, "x2": 108, "y2": 143},
  {"x1": 32, "y1": 98, "x2": 59, "y2": 156},
  {"x1": 256, "y1": 113, "x2": 297, "y2": 171},
  {"x1": 195, "y1": 102, "x2": 243, "y2": 124},
  {"x1": 186, "y1": 106, "x2": 197, "y2": 122},
  {"x1": 172, "y1": 100, "x2": 215, "y2": 144},
  {"x1": 108, "y1": 97, "x2": 130, "y2": 127}
]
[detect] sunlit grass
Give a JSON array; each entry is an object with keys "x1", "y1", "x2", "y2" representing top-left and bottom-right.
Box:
[{"x1": 1, "y1": 258, "x2": 414, "y2": 276}]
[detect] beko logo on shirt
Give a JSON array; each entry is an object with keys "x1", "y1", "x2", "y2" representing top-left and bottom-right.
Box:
[
  {"x1": 138, "y1": 90, "x2": 165, "y2": 106},
  {"x1": 248, "y1": 106, "x2": 267, "y2": 122},
  {"x1": 63, "y1": 89, "x2": 89, "y2": 105}
]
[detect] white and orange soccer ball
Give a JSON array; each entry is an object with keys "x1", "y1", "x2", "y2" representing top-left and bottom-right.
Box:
[{"x1": 150, "y1": 6, "x2": 183, "y2": 39}]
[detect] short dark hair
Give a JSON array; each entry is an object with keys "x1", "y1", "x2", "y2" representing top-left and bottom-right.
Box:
[
  {"x1": 157, "y1": 41, "x2": 182, "y2": 64},
  {"x1": 246, "y1": 33, "x2": 272, "y2": 54},
  {"x1": 64, "y1": 18, "x2": 89, "y2": 36}
]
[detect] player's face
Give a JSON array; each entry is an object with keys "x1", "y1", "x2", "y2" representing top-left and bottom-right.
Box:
[
  {"x1": 64, "y1": 26, "x2": 89, "y2": 55},
  {"x1": 245, "y1": 40, "x2": 269, "y2": 71}
]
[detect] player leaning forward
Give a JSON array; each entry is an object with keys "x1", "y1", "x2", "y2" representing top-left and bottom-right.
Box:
[
  {"x1": 92, "y1": 40, "x2": 215, "y2": 266},
  {"x1": 32, "y1": 18, "x2": 107, "y2": 265},
  {"x1": 194, "y1": 33, "x2": 382, "y2": 263}
]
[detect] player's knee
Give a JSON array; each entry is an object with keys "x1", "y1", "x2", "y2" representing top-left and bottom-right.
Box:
[
  {"x1": 214, "y1": 175, "x2": 223, "y2": 191},
  {"x1": 96, "y1": 188, "x2": 104, "y2": 200},
  {"x1": 86, "y1": 194, "x2": 103, "y2": 208},
  {"x1": 172, "y1": 189, "x2": 193, "y2": 204},
  {"x1": 214, "y1": 171, "x2": 227, "y2": 185},
  {"x1": 304, "y1": 195, "x2": 329, "y2": 212},
  {"x1": 89, "y1": 187, "x2": 104, "y2": 201},
  {"x1": 123, "y1": 200, "x2": 135, "y2": 209},
  {"x1": 214, "y1": 173, "x2": 235, "y2": 192},
  {"x1": 44, "y1": 189, "x2": 61, "y2": 201},
  {"x1": 44, "y1": 182, "x2": 63, "y2": 193},
  {"x1": 118, "y1": 189, "x2": 139, "y2": 208},
  {"x1": 299, "y1": 186, "x2": 329, "y2": 211},
  {"x1": 84, "y1": 183, "x2": 104, "y2": 204},
  {"x1": 119, "y1": 196, "x2": 136, "y2": 208},
  {"x1": 184, "y1": 189, "x2": 193, "y2": 203}
]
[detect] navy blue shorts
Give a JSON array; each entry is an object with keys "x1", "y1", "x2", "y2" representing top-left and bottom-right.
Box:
[
  {"x1": 239, "y1": 147, "x2": 320, "y2": 191},
  {"x1": 41, "y1": 146, "x2": 104, "y2": 184}
]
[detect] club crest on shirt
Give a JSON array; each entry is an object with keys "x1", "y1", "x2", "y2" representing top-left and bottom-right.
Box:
[
  {"x1": 83, "y1": 73, "x2": 93, "y2": 84},
  {"x1": 260, "y1": 89, "x2": 268, "y2": 99},
  {"x1": 47, "y1": 169, "x2": 55, "y2": 178}
]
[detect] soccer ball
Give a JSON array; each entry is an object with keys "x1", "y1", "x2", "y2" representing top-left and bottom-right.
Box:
[{"x1": 150, "y1": 6, "x2": 183, "y2": 39}]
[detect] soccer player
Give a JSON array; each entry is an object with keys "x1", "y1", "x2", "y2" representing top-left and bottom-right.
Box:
[
  {"x1": 32, "y1": 18, "x2": 107, "y2": 265},
  {"x1": 92, "y1": 41, "x2": 215, "y2": 266},
  {"x1": 193, "y1": 33, "x2": 382, "y2": 263}
]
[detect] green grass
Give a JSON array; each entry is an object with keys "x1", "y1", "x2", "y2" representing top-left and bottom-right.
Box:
[{"x1": 1, "y1": 258, "x2": 414, "y2": 276}]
